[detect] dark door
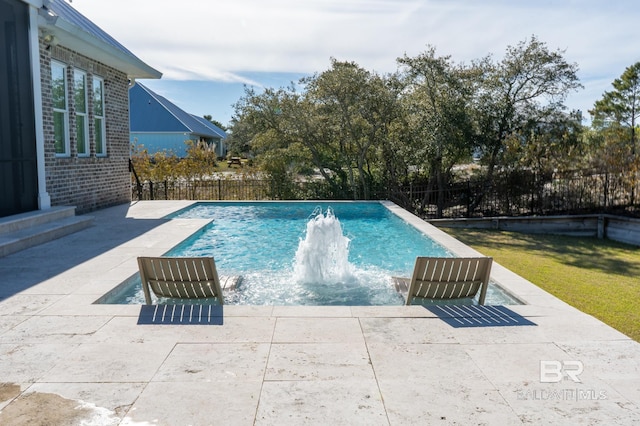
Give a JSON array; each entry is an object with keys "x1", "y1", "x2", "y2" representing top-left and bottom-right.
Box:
[{"x1": 0, "y1": 0, "x2": 38, "y2": 217}]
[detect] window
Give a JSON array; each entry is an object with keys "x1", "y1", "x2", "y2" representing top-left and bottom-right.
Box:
[
  {"x1": 93, "y1": 76, "x2": 106, "y2": 156},
  {"x1": 51, "y1": 62, "x2": 69, "y2": 156},
  {"x1": 74, "y1": 69, "x2": 88, "y2": 156}
]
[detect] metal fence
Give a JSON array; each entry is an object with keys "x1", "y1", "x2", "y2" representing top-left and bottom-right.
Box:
[
  {"x1": 389, "y1": 170, "x2": 640, "y2": 219},
  {"x1": 131, "y1": 170, "x2": 640, "y2": 219},
  {"x1": 131, "y1": 178, "x2": 349, "y2": 202}
]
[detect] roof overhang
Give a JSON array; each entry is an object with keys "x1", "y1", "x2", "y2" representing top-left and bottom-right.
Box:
[
  {"x1": 38, "y1": 4, "x2": 161, "y2": 79},
  {"x1": 23, "y1": 0, "x2": 44, "y2": 7}
]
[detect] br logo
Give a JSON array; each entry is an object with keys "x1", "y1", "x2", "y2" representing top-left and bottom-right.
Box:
[{"x1": 540, "y1": 360, "x2": 584, "y2": 383}]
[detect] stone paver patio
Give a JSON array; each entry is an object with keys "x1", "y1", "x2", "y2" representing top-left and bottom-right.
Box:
[{"x1": 0, "y1": 201, "x2": 638, "y2": 425}]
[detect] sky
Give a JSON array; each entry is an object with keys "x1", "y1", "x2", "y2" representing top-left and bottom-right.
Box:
[{"x1": 70, "y1": 0, "x2": 639, "y2": 128}]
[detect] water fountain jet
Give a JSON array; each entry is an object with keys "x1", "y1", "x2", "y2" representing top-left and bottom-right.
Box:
[{"x1": 293, "y1": 207, "x2": 354, "y2": 284}]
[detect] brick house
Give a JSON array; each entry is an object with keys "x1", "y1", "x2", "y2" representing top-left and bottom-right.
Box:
[{"x1": 1, "y1": 0, "x2": 160, "y2": 218}]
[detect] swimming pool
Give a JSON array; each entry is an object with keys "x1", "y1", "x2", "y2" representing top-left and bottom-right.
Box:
[{"x1": 98, "y1": 201, "x2": 521, "y2": 306}]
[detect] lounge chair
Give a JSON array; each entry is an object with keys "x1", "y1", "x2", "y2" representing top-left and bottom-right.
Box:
[
  {"x1": 137, "y1": 256, "x2": 224, "y2": 305},
  {"x1": 404, "y1": 256, "x2": 493, "y2": 305}
]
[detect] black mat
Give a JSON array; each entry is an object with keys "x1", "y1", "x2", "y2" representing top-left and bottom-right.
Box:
[{"x1": 138, "y1": 304, "x2": 223, "y2": 325}]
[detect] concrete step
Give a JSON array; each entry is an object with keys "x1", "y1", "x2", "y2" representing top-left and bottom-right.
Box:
[{"x1": 0, "y1": 207, "x2": 93, "y2": 258}]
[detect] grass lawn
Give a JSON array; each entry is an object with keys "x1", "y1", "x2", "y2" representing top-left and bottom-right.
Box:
[{"x1": 441, "y1": 228, "x2": 640, "y2": 342}]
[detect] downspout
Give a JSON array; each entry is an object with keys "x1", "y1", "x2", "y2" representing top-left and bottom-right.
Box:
[{"x1": 29, "y1": 3, "x2": 51, "y2": 209}]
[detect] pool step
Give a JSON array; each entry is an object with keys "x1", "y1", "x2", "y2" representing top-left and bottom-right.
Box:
[
  {"x1": 220, "y1": 275, "x2": 242, "y2": 291},
  {"x1": 0, "y1": 206, "x2": 93, "y2": 258},
  {"x1": 392, "y1": 276, "x2": 410, "y2": 298}
]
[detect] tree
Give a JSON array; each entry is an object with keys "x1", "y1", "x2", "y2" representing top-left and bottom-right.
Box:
[
  {"x1": 303, "y1": 59, "x2": 385, "y2": 199},
  {"x1": 397, "y1": 47, "x2": 476, "y2": 216},
  {"x1": 473, "y1": 36, "x2": 582, "y2": 183},
  {"x1": 228, "y1": 60, "x2": 404, "y2": 200},
  {"x1": 589, "y1": 63, "x2": 640, "y2": 205},
  {"x1": 203, "y1": 115, "x2": 228, "y2": 131},
  {"x1": 590, "y1": 62, "x2": 640, "y2": 156},
  {"x1": 228, "y1": 85, "x2": 316, "y2": 197},
  {"x1": 504, "y1": 109, "x2": 584, "y2": 174}
]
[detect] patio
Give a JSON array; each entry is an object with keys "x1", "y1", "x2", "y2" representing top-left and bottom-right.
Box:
[{"x1": 0, "y1": 201, "x2": 638, "y2": 425}]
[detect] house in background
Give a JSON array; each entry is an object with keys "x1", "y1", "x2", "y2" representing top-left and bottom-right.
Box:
[
  {"x1": 129, "y1": 83, "x2": 227, "y2": 158},
  {"x1": 1, "y1": 0, "x2": 160, "y2": 219}
]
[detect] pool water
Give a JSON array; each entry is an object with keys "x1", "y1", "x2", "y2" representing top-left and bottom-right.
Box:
[{"x1": 100, "y1": 202, "x2": 521, "y2": 306}]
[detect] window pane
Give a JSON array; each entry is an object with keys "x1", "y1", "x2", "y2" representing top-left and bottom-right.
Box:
[
  {"x1": 93, "y1": 78, "x2": 103, "y2": 116},
  {"x1": 54, "y1": 111, "x2": 66, "y2": 154},
  {"x1": 74, "y1": 72, "x2": 86, "y2": 113},
  {"x1": 95, "y1": 117, "x2": 104, "y2": 155},
  {"x1": 76, "y1": 118, "x2": 87, "y2": 154},
  {"x1": 93, "y1": 77, "x2": 106, "y2": 156},
  {"x1": 52, "y1": 64, "x2": 66, "y2": 110}
]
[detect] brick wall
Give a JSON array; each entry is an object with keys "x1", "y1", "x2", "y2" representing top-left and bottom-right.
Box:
[{"x1": 40, "y1": 41, "x2": 131, "y2": 213}]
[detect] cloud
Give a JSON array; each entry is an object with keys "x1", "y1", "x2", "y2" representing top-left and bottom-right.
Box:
[{"x1": 71, "y1": 0, "x2": 639, "y2": 116}]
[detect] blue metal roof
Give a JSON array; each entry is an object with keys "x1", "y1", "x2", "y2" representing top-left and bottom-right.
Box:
[
  {"x1": 191, "y1": 115, "x2": 227, "y2": 139},
  {"x1": 129, "y1": 83, "x2": 223, "y2": 138}
]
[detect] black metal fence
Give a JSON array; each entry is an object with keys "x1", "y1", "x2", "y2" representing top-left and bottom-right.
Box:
[
  {"x1": 131, "y1": 178, "x2": 349, "y2": 202},
  {"x1": 131, "y1": 170, "x2": 640, "y2": 219},
  {"x1": 389, "y1": 170, "x2": 640, "y2": 219}
]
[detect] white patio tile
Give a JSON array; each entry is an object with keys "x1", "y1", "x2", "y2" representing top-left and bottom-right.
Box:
[
  {"x1": 497, "y1": 380, "x2": 640, "y2": 425},
  {"x1": 40, "y1": 342, "x2": 174, "y2": 383},
  {"x1": 271, "y1": 305, "x2": 352, "y2": 317},
  {"x1": 360, "y1": 317, "x2": 457, "y2": 344},
  {"x1": 555, "y1": 340, "x2": 640, "y2": 381},
  {"x1": 532, "y1": 314, "x2": 632, "y2": 342},
  {"x1": 0, "y1": 343, "x2": 79, "y2": 383},
  {"x1": 0, "y1": 315, "x2": 112, "y2": 344},
  {"x1": 0, "y1": 294, "x2": 64, "y2": 316},
  {"x1": 222, "y1": 305, "x2": 274, "y2": 317},
  {"x1": 265, "y1": 342, "x2": 374, "y2": 381},
  {"x1": 122, "y1": 381, "x2": 261, "y2": 426},
  {"x1": 152, "y1": 343, "x2": 270, "y2": 382},
  {"x1": 0, "y1": 316, "x2": 27, "y2": 335},
  {"x1": 88, "y1": 315, "x2": 277, "y2": 344},
  {"x1": 350, "y1": 305, "x2": 437, "y2": 318},
  {"x1": 36, "y1": 295, "x2": 135, "y2": 316},
  {"x1": 380, "y1": 381, "x2": 521, "y2": 425},
  {"x1": 463, "y1": 342, "x2": 579, "y2": 385},
  {"x1": 272, "y1": 317, "x2": 364, "y2": 343},
  {"x1": 450, "y1": 320, "x2": 547, "y2": 345},
  {"x1": 255, "y1": 380, "x2": 387, "y2": 426},
  {"x1": 367, "y1": 342, "x2": 493, "y2": 390}
]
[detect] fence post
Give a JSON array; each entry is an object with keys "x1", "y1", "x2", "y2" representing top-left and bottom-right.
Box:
[
  {"x1": 604, "y1": 173, "x2": 609, "y2": 208},
  {"x1": 128, "y1": 159, "x2": 143, "y2": 201},
  {"x1": 149, "y1": 181, "x2": 154, "y2": 200},
  {"x1": 531, "y1": 172, "x2": 535, "y2": 215},
  {"x1": 597, "y1": 215, "x2": 605, "y2": 239},
  {"x1": 218, "y1": 179, "x2": 222, "y2": 200},
  {"x1": 466, "y1": 180, "x2": 471, "y2": 218}
]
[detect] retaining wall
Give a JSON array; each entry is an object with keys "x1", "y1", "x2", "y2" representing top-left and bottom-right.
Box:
[{"x1": 431, "y1": 214, "x2": 640, "y2": 247}]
